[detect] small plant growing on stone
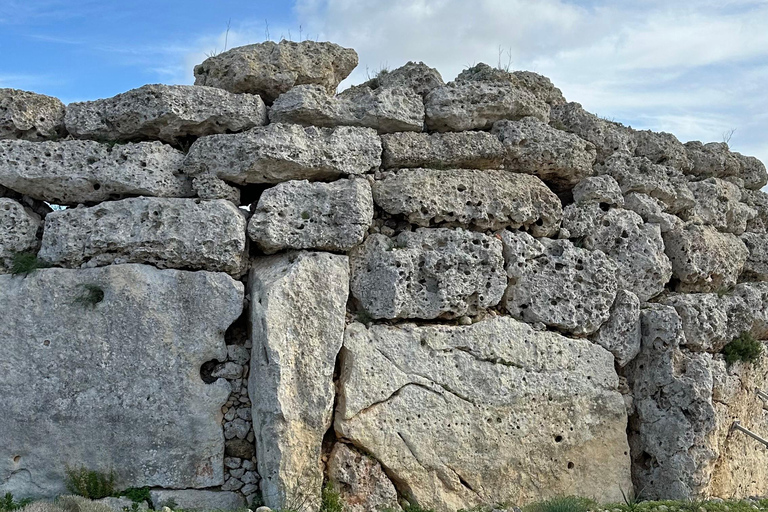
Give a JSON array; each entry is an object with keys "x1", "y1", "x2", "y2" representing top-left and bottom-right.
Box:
[
  {"x1": 160, "y1": 498, "x2": 178, "y2": 510},
  {"x1": 64, "y1": 466, "x2": 115, "y2": 500},
  {"x1": 1, "y1": 493, "x2": 33, "y2": 511},
  {"x1": 118, "y1": 487, "x2": 150, "y2": 505},
  {"x1": 73, "y1": 284, "x2": 105, "y2": 307},
  {"x1": 10, "y1": 252, "x2": 50, "y2": 276},
  {"x1": 524, "y1": 496, "x2": 594, "y2": 512},
  {"x1": 320, "y1": 484, "x2": 343, "y2": 512},
  {"x1": 721, "y1": 332, "x2": 763, "y2": 365}
]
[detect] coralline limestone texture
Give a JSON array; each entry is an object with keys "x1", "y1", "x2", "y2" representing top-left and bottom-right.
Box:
[{"x1": 1, "y1": 39, "x2": 768, "y2": 512}]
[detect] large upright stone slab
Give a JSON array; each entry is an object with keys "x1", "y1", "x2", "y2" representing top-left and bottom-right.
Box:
[
  {"x1": 0, "y1": 140, "x2": 191, "y2": 204},
  {"x1": 65, "y1": 85, "x2": 267, "y2": 145},
  {"x1": 39, "y1": 198, "x2": 246, "y2": 275},
  {"x1": 0, "y1": 198, "x2": 41, "y2": 273},
  {"x1": 0, "y1": 264, "x2": 243, "y2": 498},
  {"x1": 194, "y1": 41, "x2": 358, "y2": 103},
  {"x1": 335, "y1": 318, "x2": 632, "y2": 512},
  {"x1": 183, "y1": 124, "x2": 381, "y2": 184},
  {"x1": 249, "y1": 252, "x2": 349, "y2": 512},
  {"x1": 0, "y1": 89, "x2": 66, "y2": 141}
]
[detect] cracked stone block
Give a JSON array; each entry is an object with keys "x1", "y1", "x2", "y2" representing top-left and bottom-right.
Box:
[
  {"x1": 270, "y1": 84, "x2": 424, "y2": 134},
  {"x1": 39, "y1": 198, "x2": 246, "y2": 275},
  {"x1": 0, "y1": 264, "x2": 243, "y2": 498},
  {"x1": 327, "y1": 443, "x2": 401, "y2": 512},
  {"x1": 65, "y1": 84, "x2": 267, "y2": 145},
  {"x1": 590, "y1": 289, "x2": 641, "y2": 367},
  {"x1": 0, "y1": 139, "x2": 192, "y2": 205},
  {"x1": 247, "y1": 178, "x2": 373, "y2": 254},
  {"x1": 372, "y1": 168, "x2": 561, "y2": 236},
  {"x1": 501, "y1": 231, "x2": 618, "y2": 336},
  {"x1": 380, "y1": 131, "x2": 504, "y2": 170},
  {"x1": 335, "y1": 317, "x2": 631, "y2": 512},
  {"x1": 549, "y1": 102, "x2": 635, "y2": 163},
  {"x1": 249, "y1": 251, "x2": 349, "y2": 512},
  {"x1": 349, "y1": 228, "x2": 507, "y2": 320},
  {"x1": 425, "y1": 81, "x2": 549, "y2": 132},
  {"x1": 0, "y1": 198, "x2": 41, "y2": 273},
  {"x1": 0, "y1": 89, "x2": 66, "y2": 141},
  {"x1": 184, "y1": 123, "x2": 381, "y2": 185}
]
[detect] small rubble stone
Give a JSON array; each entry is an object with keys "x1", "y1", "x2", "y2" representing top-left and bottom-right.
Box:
[
  {"x1": 740, "y1": 232, "x2": 768, "y2": 282},
  {"x1": 590, "y1": 289, "x2": 641, "y2": 366},
  {"x1": 39, "y1": 198, "x2": 246, "y2": 275},
  {"x1": 493, "y1": 117, "x2": 596, "y2": 190},
  {"x1": 687, "y1": 178, "x2": 756, "y2": 235},
  {"x1": 662, "y1": 223, "x2": 749, "y2": 293},
  {"x1": 226, "y1": 439, "x2": 255, "y2": 460},
  {"x1": 212, "y1": 362, "x2": 243, "y2": 380},
  {"x1": 65, "y1": 84, "x2": 267, "y2": 145},
  {"x1": 549, "y1": 102, "x2": 635, "y2": 163},
  {"x1": 381, "y1": 131, "x2": 505, "y2": 170},
  {"x1": 501, "y1": 231, "x2": 618, "y2": 336},
  {"x1": 425, "y1": 81, "x2": 549, "y2": 132},
  {"x1": 247, "y1": 178, "x2": 373, "y2": 254},
  {"x1": 0, "y1": 198, "x2": 41, "y2": 273},
  {"x1": 372, "y1": 168, "x2": 562, "y2": 236},
  {"x1": 572, "y1": 175, "x2": 624, "y2": 206},
  {"x1": 150, "y1": 490, "x2": 245, "y2": 512},
  {"x1": 350, "y1": 228, "x2": 507, "y2": 320},
  {"x1": 0, "y1": 139, "x2": 191, "y2": 204},
  {"x1": 327, "y1": 443, "x2": 401, "y2": 512},
  {"x1": 184, "y1": 123, "x2": 381, "y2": 184},
  {"x1": 0, "y1": 88, "x2": 66, "y2": 141},
  {"x1": 362, "y1": 61, "x2": 444, "y2": 97},
  {"x1": 632, "y1": 129, "x2": 690, "y2": 172},
  {"x1": 270, "y1": 84, "x2": 424, "y2": 133},
  {"x1": 193, "y1": 40, "x2": 358, "y2": 103}
]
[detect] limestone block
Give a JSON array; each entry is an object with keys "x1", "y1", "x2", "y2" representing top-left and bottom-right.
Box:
[
  {"x1": 455, "y1": 64, "x2": 566, "y2": 107},
  {"x1": 0, "y1": 264, "x2": 242, "y2": 497},
  {"x1": 742, "y1": 189, "x2": 768, "y2": 234},
  {"x1": 687, "y1": 178, "x2": 756, "y2": 235},
  {"x1": 380, "y1": 131, "x2": 504, "y2": 170},
  {"x1": 39, "y1": 198, "x2": 246, "y2": 275},
  {"x1": 249, "y1": 252, "x2": 349, "y2": 512},
  {"x1": 0, "y1": 198, "x2": 40, "y2": 273},
  {"x1": 590, "y1": 289, "x2": 641, "y2": 366},
  {"x1": 0, "y1": 139, "x2": 191, "y2": 204},
  {"x1": 632, "y1": 130, "x2": 690, "y2": 172},
  {"x1": 362, "y1": 61, "x2": 444, "y2": 97},
  {"x1": 734, "y1": 152, "x2": 768, "y2": 190},
  {"x1": 622, "y1": 192, "x2": 684, "y2": 233},
  {"x1": 350, "y1": 229, "x2": 506, "y2": 320},
  {"x1": 572, "y1": 175, "x2": 623, "y2": 206},
  {"x1": 335, "y1": 318, "x2": 631, "y2": 511},
  {"x1": 549, "y1": 102, "x2": 635, "y2": 163},
  {"x1": 247, "y1": 178, "x2": 373, "y2": 254},
  {"x1": 684, "y1": 141, "x2": 741, "y2": 180},
  {"x1": 372, "y1": 169, "x2": 561, "y2": 236},
  {"x1": 327, "y1": 443, "x2": 401, "y2": 512},
  {"x1": 740, "y1": 232, "x2": 768, "y2": 281},
  {"x1": 0, "y1": 89, "x2": 66, "y2": 141}
]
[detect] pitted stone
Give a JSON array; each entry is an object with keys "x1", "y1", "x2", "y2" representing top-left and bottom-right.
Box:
[
  {"x1": 247, "y1": 179, "x2": 373, "y2": 254},
  {"x1": 734, "y1": 152, "x2": 768, "y2": 190},
  {"x1": 184, "y1": 123, "x2": 381, "y2": 185},
  {"x1": 380, "y1": 131, "x2": 504, "y2": 170},
  {"x1": 362, "y1": 61, "x2": 444, "y2": 98},
  {"x1": 502, "y1": 231, "x2": 618, "y2": 336},
  {"x1": 742, "y1": 189, "x2": 768, "y2": 234},
  {"x1": 0, "y1": 139, "x2": 191, "y2": 204},
  {"x1": 0, "y1": 89, "x2": 66, "y2": 141},
  {"x1": 350, "y1": 229, "x2": 506, "y2": 320},
  {"x1": 456, "y1": 64, "x2": 566, "y2": 106},
  {"x1": 327, "y1": 444, "x2": 401, "y2": 512},
  {"x1": 39, "y1": 198, "x2": 246, "y2": 275},
  {"x1": 572, "y1": 175, "x2": 624, "y2": 206},
  {"x1": 740, "y1": 232, "x2": 768, "y2": 282},
  {"x1": 372, "y1": 169, "x2": 562, "y2": 236},
  {"x1": 590, "y1": 289, "x2": 641, "y2": 366},
  {"x1": 632, "y1": 130, "x2": 690, "y2": 172},
  {"x1": 687, "y1": 178, "x2": 756, "y2": 235},
  {"x1": 193, "y1": 41, "x2": 357, "y2": 103},
  {"x1": 623, "y1": 192, "x2": 685, "y2": 233},
  {"x1": 493, "y1": 117, "x2": 596, "y2": 190},
  {"x1": 65, "y1": 84, "x2": 267, "y2": 145},
  {"x1": 549, "y1": 102, "x2": 635, "y2": 163},
  {"x1": 0, "y1": 198, "x2": 41, "y2": 273},
  {"x1": 684, "y1": 141, "x2": 741, "y2": 180}
]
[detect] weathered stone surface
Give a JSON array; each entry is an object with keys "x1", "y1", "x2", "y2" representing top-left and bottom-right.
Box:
[
  {"x1": 65, "y1": 85, "x2": 267, "y2": 145},
  {"x1": 39, "y1": 198, "x2": 246, "y2": 275},
  {"x1": 492, "y1": 117, "x2": 596, "y2": 190},
  {"x1": 632, "y1": 130, "x2": 690, "y2": 172},
  {"x1": 734, "y1": 152, "x2": 768, "y2": 190},
  {"x1": 350, "y1": 229, "x2": 506, "y2": 320},
  {"x1": 684, "y1": 141, "x2": 741, "y2": 180},
  {"x1": 149, "y1": 490, "x2": 245, "y2": 511},
  {"x1": 381, "y1": 131, "x2": 504, "y2": 170},
  {"x1": 0, "y1": 264, "x2": 242, "y2": 498},
  {"x1": 623, "y1": 192, "x2": 684, "y2": 233},
  {"x1": 191, "y1": 174, "x2": 240, "y2": 203},
  {"x1": 0, "y1": 89, "x2": 66, "y2": 141},
  {"x1": 733, "y1": 282, "x2": 768, "y2": 340},
  {"x1": 57, "y1": 496, "x2": 124, "y2": 512},
  {"x1": 687, "y1": 178, "x2": 756, "y2": 235},
  {"x1": 184, "y1": 123, "x2": 381, "y2": 185},
  {"x1": 247, "y1": 178, "x2": 373, "y2": 254},
  {"x1": 572, "y1": 175, "x2": 623, "y2": 206},
  {"x1": 0, "y1": 198, "x2": 41, "y2": 273},
  {"x1": 0, "y1": 140, "x2": 191, "y2": 204},
  {"x1": 372, "y1": 169, "x2": 562, "y2": 236},
  {"x1": 502, "y1": 231, "x2": 618, "y2": 335},
  {"x1": 335, "y1": 317, "x2": 631, "y2": 511},
  {"x1": 0, "y1": 185, "x2": 52, "y2": 219},
  {"x1": 270, "y1": 84, "x2": 424, "y2": 134},
  {"x1": 662, "y1": 223, "x2": 748, "y2": 293},
  {"x1": 742, "y1": 188, "x2": 768, "y2": 234},
  {"x1": 327, "y1": 443, "x2": 401, "y2": 512},
  {"x1": 362, "y1": 61, "x2": 444, "y2": 97},
  {"x1": 740, "y1": 232, "x2": 768, "y2": 281},
  {"x1": 563, "y1": 204, "x2": 672, "y2": 301},
  {"x1": 590, "y1": 289, "x2": 641, "y2": 366},
  {"x1": 456, "y1": 64, "x2": 566, "y2": 107},
  {"x1": 425, "y1": 81, "x2": 549, "y2": 132},
  {"x1": 598, "y1": 152, "x2": 695, "y2": 214},
  {"x1": 194, "y1": 41, "x2": 358, "y2": 103},
  {"x1": 98, "y1": 497, "x2": 148, "y2": 512},
  {"x1": 249, "y1": 252, "x2": 349, "y2": 511},
  {"x1": 550, "y1": 102, "x2": 635, "y2": 163}
]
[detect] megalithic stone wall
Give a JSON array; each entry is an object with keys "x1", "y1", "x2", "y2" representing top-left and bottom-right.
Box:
[{"x1": 1, "y1": 39, "x2": 768, "y2": 512}]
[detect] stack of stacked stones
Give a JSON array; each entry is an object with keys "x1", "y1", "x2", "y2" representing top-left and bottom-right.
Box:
[{"x1": 2, "y1": 39, "x2": 768, "y2": 512}]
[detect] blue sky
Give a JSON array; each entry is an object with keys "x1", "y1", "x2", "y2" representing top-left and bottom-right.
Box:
[{"x1": 2, "y1": 0, "x2": 767, "y2": 168}]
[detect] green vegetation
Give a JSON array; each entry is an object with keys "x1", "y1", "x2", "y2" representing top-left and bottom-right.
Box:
[
  {"x1": 320, "y1": 484, "x2": 343, "y2": 512},
  {"x1": 64, "y1": 467, "x2": 116, "y2": 500},
  {"x1": 117, "y1": 488, "x2": 150, "y2": 505},
  {"x1": 403, "y1": 504, "x2": 437, "y2": 512},
  {"x1": 1, "y1": 493, "x2": 33, "y2": 512},
  {"x1": 10, "y1": 253, "x2": 50, "y2": 276},
  {"x1": 525, "y1": 496, "x2": 595, "y2": 512},
  {"x1": 73, "y1": 284, "x2": 105, "y2": 307},
  {"x1": 721, "y1": 332, "x2": 763, "y2": 365},
  {"x1": 601, "y1": 499, "x2": 768, "y2": 512}
]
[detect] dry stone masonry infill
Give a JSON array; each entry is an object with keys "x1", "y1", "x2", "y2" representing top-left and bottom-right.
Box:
[{"x1": 1, "y1": 38, "x2": 768, "y2": 512}]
